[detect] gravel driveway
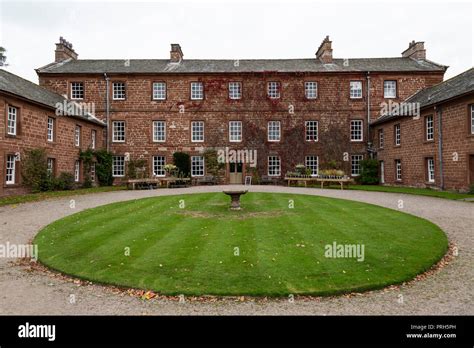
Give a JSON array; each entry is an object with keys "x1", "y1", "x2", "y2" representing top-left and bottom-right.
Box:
[{"x1": 0, "y1": 185, "x2": 472, "y2": 315}]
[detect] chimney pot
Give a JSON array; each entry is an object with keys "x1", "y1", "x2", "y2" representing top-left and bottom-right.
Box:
[
  {"x1": 402, "y1": 40, "x2": 426, "y2": 60},
  {"x1": 55, "y1": 36, "x2": 78, "y2": 62},
  {"x1": 316, "y1": 35, "x2": 333, "y2": 64},
  {"x1": 170, "y1": 44, "x2": 183, "y2": 63}
]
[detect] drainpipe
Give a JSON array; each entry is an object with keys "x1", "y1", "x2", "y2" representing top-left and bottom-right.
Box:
[
  {"x1": 104, "y1": 73, "x2": 110, "y2": 152},
  {"x1": 366, "y1": 72, "x2": 371, "y2": 157},
  {"x1": 436, "y1": 105, "x2": 444, "y2": 189}
]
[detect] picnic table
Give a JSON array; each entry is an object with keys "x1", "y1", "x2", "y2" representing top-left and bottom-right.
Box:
[{"x1": 284, "y1": 176, "x2": 318, "y2": 187}]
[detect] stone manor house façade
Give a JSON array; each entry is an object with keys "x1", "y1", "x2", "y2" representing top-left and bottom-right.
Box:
[{"x1": 1, "y1": 36, "x2": 473, "y2": 196}]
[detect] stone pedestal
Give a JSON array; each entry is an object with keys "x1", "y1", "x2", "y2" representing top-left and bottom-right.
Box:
[{"x1": 223, "y1": 190, "x2": 248, "y2": 210}]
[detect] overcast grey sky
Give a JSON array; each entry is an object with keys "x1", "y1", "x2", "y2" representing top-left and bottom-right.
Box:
[{"x1": 0, "y1": 0, "x2": 472, "y2": 83}]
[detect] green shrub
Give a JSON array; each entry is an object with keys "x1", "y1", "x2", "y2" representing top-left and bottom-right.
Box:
[
  {"x1": 21, "y1": 148, "x2": 50, "y2": 192},
  {"x1": 469, "y1": 184, "x2": 474, "y2": 194},
  {"x1": 358, "y1": 159, "x2": 379, "y2": 185},
  {"x1": 54, "y1": 172, "x2": 75, "y2": 191},
  {"x1": 127, "y1": 159, "x2": 147, "y2": 179},
  {"x1": 173, "y1": 152, "x2": 190, "y2": 177},
  {"x1": 203, "y1": 149, "x2": 224, "y2": 176},
  {"x1": 94, "y1": 149, "x2": 114, "y2": 186}
]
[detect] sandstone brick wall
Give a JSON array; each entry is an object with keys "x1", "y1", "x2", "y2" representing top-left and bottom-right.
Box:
[
  {"x1": 0, "y1": 93, "x2": 105, "y2": 196},
  {"x1": 372, "y1": 93, "x2": 474, "y2": 191},
  {"x1": 38, "y1": 71, "x2": 443, "y2": 183}
]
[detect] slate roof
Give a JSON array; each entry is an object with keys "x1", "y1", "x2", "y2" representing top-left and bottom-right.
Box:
[
  {"x1": 36, "y1": 57, "x2": 447, "y2": 74},
  {"x1": 0, "y1": 69, "x2": 105, "y2": 126},
  {"x1": 372, "y1": 67, "x2": 474, "y2": 125}
]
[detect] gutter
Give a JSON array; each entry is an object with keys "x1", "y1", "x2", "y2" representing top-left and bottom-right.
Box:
[
  {"x1": 104, "y1": 73, "x2": 110, "y2": 152},
  {"x1": 436, "y1": 105, "x2": 444, "y2": 190},
  {"x1": 366, "y1": 71, "x2": 371, "y2": 153}
]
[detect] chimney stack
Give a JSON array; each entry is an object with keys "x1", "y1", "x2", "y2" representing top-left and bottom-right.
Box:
[
  {"x1": 316, "y1": 36, "x2": 333, "y2": 64},
  {"x1": 170, "y1": 44, "x2": 183, "y2": 63},
  {"x1": 402, "y1": 40, "x2": 426, "y2": 60},
  {"x1": 55, "y1": 36, "x2": 78, "y2": 62}
]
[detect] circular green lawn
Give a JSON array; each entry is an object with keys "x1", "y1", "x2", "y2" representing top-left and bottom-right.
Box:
[{"x1": 34, "y1": 192, "x2": 448, "y2": 296}]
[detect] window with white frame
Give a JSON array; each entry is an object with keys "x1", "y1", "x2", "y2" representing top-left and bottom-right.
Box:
[
  {"x1": 91, "y1": 130, "x2": 96, "y2": 149},
  {"x1": 112, "y1": 156, "x2": 125, "y2": 177},
  {"x1": 47, "y1": 158, "x2": 55, "y2": 176},
  {"x1": 305, "y1": 156, "x2": 319, "y2": 176},
  {"x1": 74, "y1": 160, "x2": 80, "y2": 182},
  {"x1": 384, "y1": 80, "x2": 397, "y2": 98},
  {"x1": 112, "y1": 121, "x2": 125, "y2": 142},
  {"x1": 152, "y1": 82, "x2": 166, "y2": 100},
  {"x1": 427, "y1": 158, "x2": 435, "y2": 183},
  {"x1": 7, "y1": 106, "x2": 17, "y2": 135},
  {"x1": 153, "y1": 121, "x2": 166, "y2": 142},
  {"x1": 305, "y1": 121, "x2": 318, "y2": 141},
  {"x1": 5, "y1": 154, "x2": 15, "y2": 184},
  {"x1": 191, "y1": 156, "x2": 204, "y2": 177},
  {"x1": 268, "y1": 156, "x2": 281, "y2": 176},
  {"x1": 267, "y1": 82, "x2": 281, "y2": 99},
  {"x1": 71, "y1": 82, "x2": 84, "y2": 99},
  {"x1": 379, "y1": 129, "x2": 384, "y2": 148},
  {"x1": 268, "y1": 121, "x2": 281, "y2": 142},
  {"x1": 229, "y1": 82, "x2": 242, "y2": 100},
  {"x1": 305, "y1": 81, "x2": 318, "y2": 99},
  {"x1": 112, "y1": 82, "x2": 126, "y2": 100},
  {"x1": 395, "y1": 124, "x2": 401, "y2": 146},
  {"x1": 153, "y1": 156, "x2": 166, "y2": 177},
  {"x1": 75, "y1": 125, "x2": 81, "y2": 147},
  {"x1": 471, "y1": 105, "x2": 474, "y2": 134},
  {"x1": 191, "y1": 121, "x2": 204, "y2": 142},
  {"x1": 229, "y1": 121, "x2": 242, "y2": 142},
  {"x1": 350, "y1": 120, "x2": 363, "y2": 141},
  {"x1": 351, "y1": 155, "x2": 363, "y2": 176},
  {"x1": 90, "y1": 163, "x2": 96, "y2": 182},
  {"x1": 350, "y1": 81, "x2": 362, "y2": 99},
  {"x1": 426, "y1": 115, "x2": 434, "y2": 141},
  {"x1": 395, "y1": 159, "x2": 402, "y2": 181},
  {"x1": 47, "y1": 117, "x2": 54, "y2": 142},
  {"x1": 190, "y1": 82, "x2": 204, "y2": 100}
]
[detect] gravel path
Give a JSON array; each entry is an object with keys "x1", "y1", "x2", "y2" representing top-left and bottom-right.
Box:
[{"x1": 0, "y1": 185, "x2": 472, "y2": 315}]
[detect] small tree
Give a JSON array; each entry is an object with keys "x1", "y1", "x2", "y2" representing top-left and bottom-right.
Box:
[
  {"x1": 127, "y1": 159, "x2": 147, "y2": 179},
  {"x1": 173, "y1": 152, "x2": 190, "y2": 177},
  {"x1": 79, "y1": 149, "x2": 95, "y2": 188},
  {"x1": 94, "y1": 149, "x2": 114, "y2": 186},
  {"x1": 21, "y1": 148, "x2": 50, "y2": 192},
  {"x1": 203, "y1": 148, "x2": 224, "y2": 177},
  {"x1": 358, "y1": 159, "x2": 379, "y2": 184}
]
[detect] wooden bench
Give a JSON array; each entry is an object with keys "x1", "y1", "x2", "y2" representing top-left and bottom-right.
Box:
[
  {"x1": 127, "y1": 177, "x2": 190, "y2": 190},
  {"x1": 127, "y1": 178, "x2": 161, "y2": 190},
  {"x1": 195, "y1": 175, "x2": 218, "y2": 185},
  {"x1": 260, "y1": 175, "x2": 278, "y2": 185}
]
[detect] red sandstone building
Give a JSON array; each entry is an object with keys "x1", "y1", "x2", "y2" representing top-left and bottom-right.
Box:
[
  {"x1": 34, "y1": 37, "x2": 447, "y2": 186},
  {"x1": 372, "y1": 68, "x2": 474, "y2": 191},
  {"x1": 3, "y1": 37, "x2": 472, "y2": 196},
  {"x1": 0, "y1": 69, "x2": 105, "y2": 196}
]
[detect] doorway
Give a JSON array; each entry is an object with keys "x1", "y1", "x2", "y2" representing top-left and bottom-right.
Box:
[{"x1": 229, "y1": 162, "x2": 243, "y2": 184}]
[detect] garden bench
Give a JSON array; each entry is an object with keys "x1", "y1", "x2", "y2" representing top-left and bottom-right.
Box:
[{"x1": 195, "y1": 175, "x2": 218, "y2": 185}]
